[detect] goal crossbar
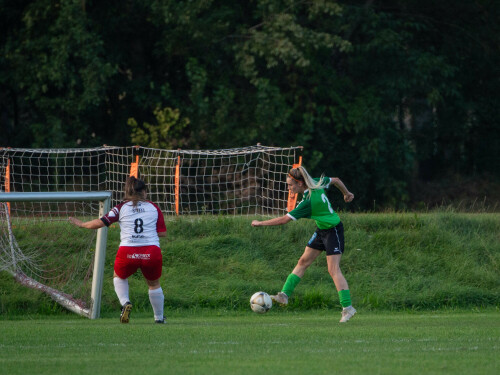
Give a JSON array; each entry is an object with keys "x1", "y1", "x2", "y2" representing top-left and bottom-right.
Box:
[
  {"x1": 0, "y1": 191, "x2": 112, "y2": 202},
  {"x1": 0, "y1": 191, "x2": 111, "y2": 319}
]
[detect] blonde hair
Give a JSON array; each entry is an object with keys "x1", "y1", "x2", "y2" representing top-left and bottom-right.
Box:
[
  {"x1": 124, "y1": 176, "x2": 147, "y2": 207},
  {"x1": 288, "y1": 166, "x2": 328, "y2": 191}
]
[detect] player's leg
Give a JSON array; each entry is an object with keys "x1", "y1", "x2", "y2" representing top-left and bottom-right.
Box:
[
  {"x1": 141, "y1": 246, "x2": 165, "y2": 323},
  {"x1": 114, "y1": 247, "x2": 138, "y2": 323},
  {"x1": 324, "y1": 223, "x2": 356, "y2": 322},
  {"x1": 145, "y1": 277, "x2": 165, "y2": 323},
  {"x1": 272, "y1": 246, "x2": 322, "y2": 305},
  {"x1": 292, "y1": 246, "x2": 323, "y2": 278},
  {"x1": 327, "y1": 255, "x2": 356, "y2": 322},
  {"x1": 327, "y1": 254, "x2": 348, "y2": 290},
  {"x1": 113, "y1": 271, "x2": 131, "y2": 305},
  {"x1": 113, "y1": 271, "x2": 133, "y2": 323}
]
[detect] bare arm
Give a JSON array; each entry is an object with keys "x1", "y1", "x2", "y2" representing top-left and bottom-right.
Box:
[
  {"x1": 68, "y1": 217, "x2": 106, "y2": 230},
  {"x1": 251, "y1": 215, "x2": 292, "y2": 227},
  {"x1": 158, "y1": 231, "x2": 167, "y2": 237},
  {"x1": 331, "y1": 177, "x2": 354, "y2": 203}
]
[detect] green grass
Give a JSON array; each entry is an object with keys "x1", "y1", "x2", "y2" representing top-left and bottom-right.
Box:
[
  {"x1": 1, "y1": 214, "x2": 499, "y2": 374},
  {"x1": 0, "y1": 310, "x2": 499, "y2": 375},
  {"x1": 1, "y1": 213, "x2": 499, "y2": 315}
]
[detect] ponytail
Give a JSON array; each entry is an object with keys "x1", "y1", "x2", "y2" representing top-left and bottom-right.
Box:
[{"x1": 288, "y1": 166, "x2": 328, "y2": 193}]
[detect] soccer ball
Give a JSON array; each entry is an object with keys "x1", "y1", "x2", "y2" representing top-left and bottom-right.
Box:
[{"x1": 250, "y1": 291, "x2": 272, "y2": 313}]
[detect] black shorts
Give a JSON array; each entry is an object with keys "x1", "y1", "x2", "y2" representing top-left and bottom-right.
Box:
[{"x1": 307, "y1": 222, "x2": 344, "y2": 255}]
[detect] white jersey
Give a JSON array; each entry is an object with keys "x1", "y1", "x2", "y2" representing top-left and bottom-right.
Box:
[{"x1": 100, "y1": 200, "x2": 166, "y2": 247}]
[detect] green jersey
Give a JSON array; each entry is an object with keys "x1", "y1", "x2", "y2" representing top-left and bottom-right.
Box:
[{"x1": 287, "y1": 177, "x2": 340, "y2": 229}]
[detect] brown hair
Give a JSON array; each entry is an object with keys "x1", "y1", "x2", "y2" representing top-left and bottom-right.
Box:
[{"x1": 124, "y1": 176, "x2": 147, "y2": 206}]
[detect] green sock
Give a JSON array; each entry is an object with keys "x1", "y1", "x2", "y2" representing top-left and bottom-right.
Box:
[
  {"x1": 281, "y1": 273, "x2": 301, "y2": 297},
  {"x1": 338, "y1": 289, "x2": 352, "y2": 308}
]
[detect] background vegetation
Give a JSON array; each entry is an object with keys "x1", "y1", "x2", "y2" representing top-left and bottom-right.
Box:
[
  {"x1": 1, "y1": 0, "x2": 499, "y2": 210},
  {"x1": 1, "y1": 213, "x2": 498, "y2": 315}
]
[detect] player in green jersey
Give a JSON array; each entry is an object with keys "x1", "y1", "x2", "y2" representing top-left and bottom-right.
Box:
[{"x1": 251, "y1": 166, "x2": 356, "y2": 322}]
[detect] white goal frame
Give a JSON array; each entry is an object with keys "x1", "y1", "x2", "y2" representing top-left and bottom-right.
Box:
[{"x1": 0, "y1": 191, "x2": 111, "y2": 319}]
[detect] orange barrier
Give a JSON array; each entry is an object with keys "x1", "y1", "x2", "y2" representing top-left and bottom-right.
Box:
[
  {"x1": 129, "y1": 155, "x2": 139, "y2": 178},
  {"x1": 286, "y1": 156, "x2": 302, "y2": 212},
  {"x1": 5, "y1": 159, "x2": 10, "y2": 214},
  {"x1": 175, "y1": 155, "x2": 180, "y2": 215}
]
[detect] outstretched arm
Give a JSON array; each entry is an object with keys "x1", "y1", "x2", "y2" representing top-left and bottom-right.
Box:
[
  {"x1": 252, "y1": 215, "x2": 292, "y2": 227},
  {"x1": 331, "y1": 177, "x2": 354, "y2": 203},
  {"x1": 69, "y1": 217, "x2": 106, "y2": 230}
]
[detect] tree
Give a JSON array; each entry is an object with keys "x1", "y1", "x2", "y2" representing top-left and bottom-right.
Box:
[
  {"x1": 1, "y1": 0, "x2": 498, "y2": 209},
  {"x1": 1, "y1": 0, "x2": 115, "y2": 147}
]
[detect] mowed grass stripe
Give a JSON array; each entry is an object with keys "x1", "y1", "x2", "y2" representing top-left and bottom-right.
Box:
[{"x1": 0, "y1": 311, "x2": 498, "y2": 375}]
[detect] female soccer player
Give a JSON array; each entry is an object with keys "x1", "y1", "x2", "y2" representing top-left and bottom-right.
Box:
[
  {"x1": 251, "y1": 166, "x2": 356, "y2": 322},
  {"x1": 69, "y1": 176, "x2": 167, "y2": 324}
]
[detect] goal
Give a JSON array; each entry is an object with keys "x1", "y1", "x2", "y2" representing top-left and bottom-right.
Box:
[{"x1": 0, "y1": 191, "x2": 111, "y2": 319}]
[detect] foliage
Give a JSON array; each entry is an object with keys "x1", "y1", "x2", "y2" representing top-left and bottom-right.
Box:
[
  {"x1": 0, "y1": 0, "x2": 115, "y2": 147},
  {"x1": 128, "y1": 106, "x2": 190, "y2": 149},
  {"x1": 0, "y1": 0, "x2": 498, "y2": 209}
]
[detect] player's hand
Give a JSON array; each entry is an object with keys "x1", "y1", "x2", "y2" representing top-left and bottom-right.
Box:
[
  {"x1": 68, "y1": 217, "x2": 83, "y2": 227},
  {"x1": 251, "y1": 220, "x2": 261, "y2": 227},
  {"x1": 344, "y1": 192, "x2": 354, "y2": 203}
]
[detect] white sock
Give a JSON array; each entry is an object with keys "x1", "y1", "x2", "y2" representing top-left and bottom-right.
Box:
[
  {"x1": 113, "y1": 277, "x2": 130, "y2": 306},
  {"x1": 149, "y1": 287, "x2": 164, "y2": 320}
]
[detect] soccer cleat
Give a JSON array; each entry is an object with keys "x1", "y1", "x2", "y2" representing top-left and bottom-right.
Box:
[
  {"x1": 120, "y1": 301, "x2": 132, "y2": 324},
  {"x1": 339, "y1": 306, "x2": 356, "y2": 323},
  {"x1": 270, "y1": 292, "x2": 289, "y2": 305},
  {"x1": 155, "y1": 318, "x2": 166, "y2": 324}
]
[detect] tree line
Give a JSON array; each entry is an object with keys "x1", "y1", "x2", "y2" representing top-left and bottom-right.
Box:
[{"x1": 1, "y1": 0, "x2": 499, "y2": 210}]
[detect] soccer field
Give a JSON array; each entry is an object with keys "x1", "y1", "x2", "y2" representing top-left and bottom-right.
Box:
[{"x1": 0, "y1": 310, "x2": 498, "y2": 375}]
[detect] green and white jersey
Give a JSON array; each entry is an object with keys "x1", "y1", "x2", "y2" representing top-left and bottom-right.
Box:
[{"x1": 287, "y1": 177, "x2": 340, "y2": 229}]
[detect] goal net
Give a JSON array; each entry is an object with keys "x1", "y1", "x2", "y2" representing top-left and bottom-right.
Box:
[
  {"x1": 105, "y1": 145, "x2": 303, "y2": 215},
  {"x1": 0, "y1": 144, "x2": 301, "y2": 316},
  {"x1": 1, "y1": 145, "x2": 302, "y2": 215},
  {"x1": 0, "y1": 192, "x2": 110, "y2": 318}
]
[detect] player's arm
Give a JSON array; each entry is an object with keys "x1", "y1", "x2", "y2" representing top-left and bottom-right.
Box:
[
  {"x1": 158, "y1": 231, "x2": 167, "y2": 237},
  {"x1": 251, "y1": 215, "x2": 292, "y2": 227},
  {"x1": 68, "y1": 217, "x2": 106, "y2": 229},
  {"x1": 253, "y1": 196, "x2": 310, "y2": 227},
  {"x1": 331, "y1": 177, "x2": 354, "y2": 203}
]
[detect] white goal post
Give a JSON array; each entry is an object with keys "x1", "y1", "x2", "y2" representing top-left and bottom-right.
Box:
[{"x1": 0, "y1": 191, "x2": 111, "y2": 319}]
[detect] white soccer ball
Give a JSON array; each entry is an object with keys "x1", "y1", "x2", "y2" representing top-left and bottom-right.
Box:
[{"x1": 250, "y1": 291, "x2": 272, "y2": 313}]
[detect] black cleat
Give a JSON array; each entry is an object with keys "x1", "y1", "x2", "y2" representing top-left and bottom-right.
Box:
[{"x1": 120, "y1": 302, "x2": 132, "y2": 323}]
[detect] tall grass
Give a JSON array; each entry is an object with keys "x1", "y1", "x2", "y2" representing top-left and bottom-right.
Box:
[{"x1": 1, "y1": 213, "x2": 499, "y2": 315}]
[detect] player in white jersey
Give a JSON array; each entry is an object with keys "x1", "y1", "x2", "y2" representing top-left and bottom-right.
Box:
[{"x1": 69, "y1": 176, "x2": 167, "y2": 324}]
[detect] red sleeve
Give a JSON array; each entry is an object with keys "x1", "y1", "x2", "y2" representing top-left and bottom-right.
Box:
[
  {"x1": 152, "y1": 202, "x2": 166, "y2": 233},
  {"x1": 100, "y1": 203, "x2": 123, "y2": 226}
]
